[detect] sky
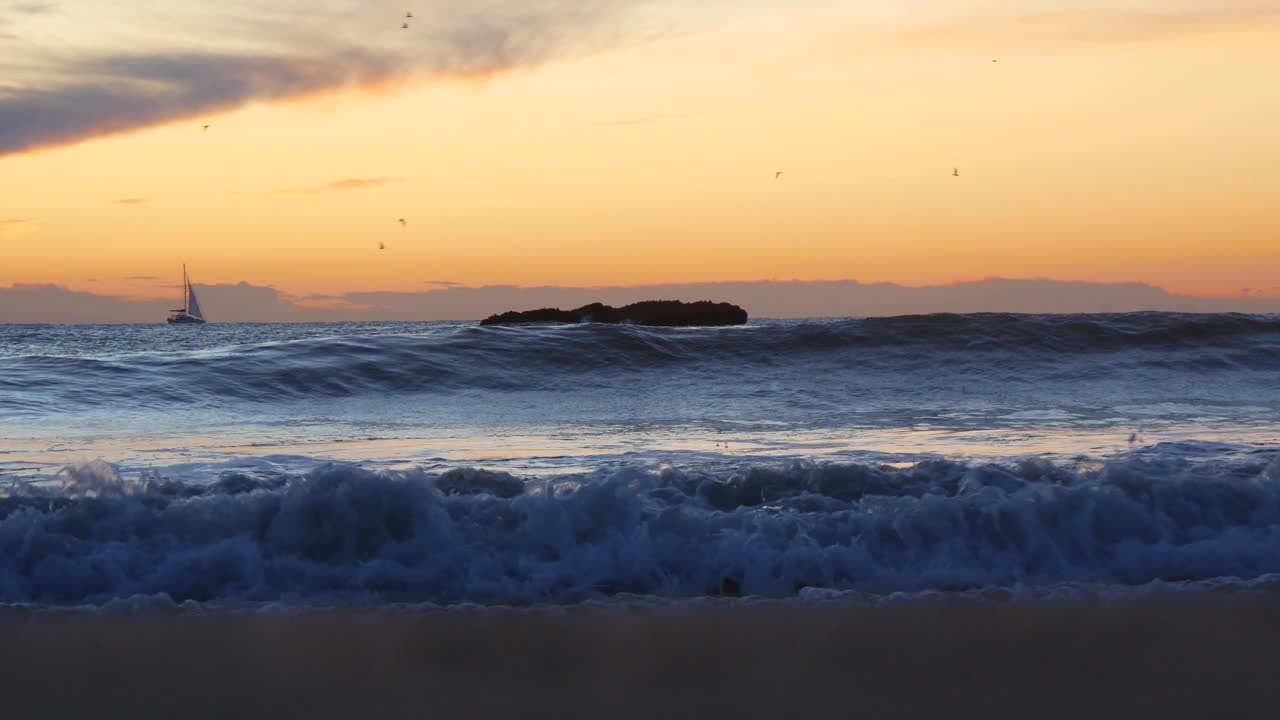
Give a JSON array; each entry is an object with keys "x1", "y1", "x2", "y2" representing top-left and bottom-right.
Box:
[{"x1": 2, "y1": 0, "x2": 1279, "y2": 310}]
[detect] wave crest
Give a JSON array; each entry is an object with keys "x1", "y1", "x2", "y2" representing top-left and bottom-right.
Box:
[
  {"x1": 4, "y1": 313, "x2": 1278, "y2": 410},
  {"x1": 3, "y1": 455, "x2": 1280, "y2": 607}
]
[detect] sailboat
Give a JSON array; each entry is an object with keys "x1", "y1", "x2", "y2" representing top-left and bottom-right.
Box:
[{"x1": 166, "y1": 264, "x2": 208, "y2": 324}]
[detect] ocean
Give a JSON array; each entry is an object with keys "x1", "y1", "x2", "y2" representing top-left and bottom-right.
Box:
[{"x1": 1, "y1": 312, "x2": 1279, "y2": 608}]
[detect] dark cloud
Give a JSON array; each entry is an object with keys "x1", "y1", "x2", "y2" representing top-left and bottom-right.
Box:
[
  {"x1": 0, "y1": 1, "x2": 675, "y2": 157},
  {"x1": 113, "y1": 197, "x2": 149, "y2": 205},
  {"x1": 0, "y1": 50, "x2": 405, "y2": 157}
]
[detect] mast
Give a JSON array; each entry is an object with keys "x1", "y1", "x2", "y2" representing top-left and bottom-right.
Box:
[{"x1": 182, "y1": 264, "x2": 190, "y2": 312}]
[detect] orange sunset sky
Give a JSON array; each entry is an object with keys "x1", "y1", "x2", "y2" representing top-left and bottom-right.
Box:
[{"x1": 2, "y1": 0, "x2": 1278, "y2": 301}]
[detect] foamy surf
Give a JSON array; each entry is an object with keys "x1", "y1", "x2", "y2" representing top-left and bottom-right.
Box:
[
  {"x1": 2, "y1": 314, "x2": 1279, "y2": 610},
  {"x1": 3, "y1": 453, "x2": 1280, "y2": 608}
]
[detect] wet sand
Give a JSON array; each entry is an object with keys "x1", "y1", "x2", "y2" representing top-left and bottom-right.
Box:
[{"x1": 2, "y1": 601, "x2": 1278, "y2": 719}]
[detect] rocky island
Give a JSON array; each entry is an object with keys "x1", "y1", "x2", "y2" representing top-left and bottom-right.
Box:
[{"x1": 480, "y1": 300, "x2": 748, "y2": 327}]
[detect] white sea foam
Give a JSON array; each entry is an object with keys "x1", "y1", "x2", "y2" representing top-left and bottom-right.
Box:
[{"x1": 1, "y1": 453, "x2": 1279, "y2": 608}]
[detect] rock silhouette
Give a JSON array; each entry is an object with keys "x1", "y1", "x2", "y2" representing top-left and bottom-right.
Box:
[{"x1": 481, "y1": 300, "x2": 748, "y2": 327}]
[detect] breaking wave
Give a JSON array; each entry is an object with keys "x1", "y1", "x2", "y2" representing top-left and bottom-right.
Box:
[
  {"x1": 2, "y1": 313, "x2": 1278, "y2": 411},
  {"x1": 4, "y1": 454, "x2": 1280, "y2": 607}
]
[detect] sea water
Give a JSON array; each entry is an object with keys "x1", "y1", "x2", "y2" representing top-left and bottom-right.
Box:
[{"x1": 1, "y1": 313, "x2": 1278, "y2": 607}]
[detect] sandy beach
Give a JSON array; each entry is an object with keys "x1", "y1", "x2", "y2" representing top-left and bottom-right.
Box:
[{"x1": 3, "y1": 600, "x2": 1277, "y2": 719}]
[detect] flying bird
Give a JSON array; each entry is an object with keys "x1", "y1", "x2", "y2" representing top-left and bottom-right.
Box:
[
  {"x1": 406, "y1": 11, "x2": 413, "y2": 18},
  {"x1": 953, "y1": 168, "x2": 960, "y2": 177},
  {"x1": 398, "y1": 218, "x2": 407, "y2": 227},
  {"x1": 379, "y1": 242, "x2": 386, "y2": 250},
  {"x1": 775, "y1": 171, "x2": 783, "y2": 180},
  {"x1": 202, "y1": 125, "x2": 210, "y2": 131}
]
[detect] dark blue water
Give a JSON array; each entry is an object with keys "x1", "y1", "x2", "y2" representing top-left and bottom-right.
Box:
[{"x1": 1, "y1": 313, "x2": 1279, "y2": 608}]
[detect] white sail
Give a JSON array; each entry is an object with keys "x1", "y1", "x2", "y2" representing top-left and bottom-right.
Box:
[
  {"x1": 166, "y1": 264, "x2": 208, "y2": 323},
  {"x1": 186, "y1": 276, "x2": 205, "y2": 321}
]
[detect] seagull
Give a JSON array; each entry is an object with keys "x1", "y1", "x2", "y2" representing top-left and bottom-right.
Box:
[
  {"x1": 775, "y1": 171, "x2": 783, "y2": 180},
  {"x1": 202, "y1": 125, "x2": 210, "y2": 131},
  {"x1": 379, "y1": 242, "x2": 386, "y2": 250},
  {"x1": 406, "y1": 11, "x2": 413, "y2": 18},
  {"x1": 401, "y1": 21, "x2": 409, "y2": 29},
  {"x1": 398, "y1": 218, "x2": 407, "y2": 227},
  {"x1": 953, "y1": 168, "x2": 960, "y2": 177}
]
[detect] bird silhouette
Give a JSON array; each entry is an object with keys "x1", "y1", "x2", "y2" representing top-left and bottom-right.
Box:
[
  {"x1": 401, "y1": 22, "x2": 409, "y2": 29},
  {"x1": 202, "y1": 125, "x2": 210, "y2": 131},
  {"x1": 775, "y1": 171, "x2": 783, "y2": 180},
  {"x1": 379, "y1": 242, "x2": 386, "y2": 250},
  {"x1": 953, "y1": 168, "x2": 960, "y2": 177},
  {"x1": 398, "y1": 218, "x2": 407, "y2": 227},
  {"x1": 406, "y1": 11, "x2": 413, "y2": 18}
]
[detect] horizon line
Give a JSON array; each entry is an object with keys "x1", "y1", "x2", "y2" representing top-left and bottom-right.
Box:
[{"x1": 4, "y1": 275, "x2": 1269, "y2": 301}]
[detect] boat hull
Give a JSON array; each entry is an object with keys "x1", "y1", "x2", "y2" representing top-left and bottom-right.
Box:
[{"x1": 166, "y1": 314, "x2": 206, "y2": 325}]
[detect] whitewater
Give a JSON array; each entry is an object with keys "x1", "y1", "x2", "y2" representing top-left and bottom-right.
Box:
[{"x1": 1, "y1": 313, "x2": 1278, "y2": 608}]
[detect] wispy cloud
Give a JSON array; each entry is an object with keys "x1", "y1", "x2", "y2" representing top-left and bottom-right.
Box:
[
  {"x1": 424, "y1": 279, "x2": 464, "y2": 287},
  {"x1": 598, "y1": 112, "x2": 685, "y2": 128},
  {"x1": 0, "y1": 0, "x2": 690, "y2": 158},
  {"x1": 329, "y1": 177, "x2": 398, "y2": 191},
  {"x1": 126, "y1": 275, "x2": 159, "y2": 282},
  {"x1": 10, "y1": 2, "x2": 57, "y2": 15},
  {"x1": 0, "y1": 218, "x2": 32, "y2": 238},
  {"x1": 0, "y1": 1, "x2": 55, "y2": 37},
  {"x1": 276, "y1": 176, "x2": 400, "y2": 195},
  {"x1": 892, "y1": 4, "x2": 1280, "y2": 50},
  {"x1": 112, "y1": 197, "x2": 149, "y2": 205}
]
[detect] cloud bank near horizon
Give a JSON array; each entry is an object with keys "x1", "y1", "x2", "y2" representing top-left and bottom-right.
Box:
[{"x1": 2, "y1": 278, "x2": 1277, "y2": 324}]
